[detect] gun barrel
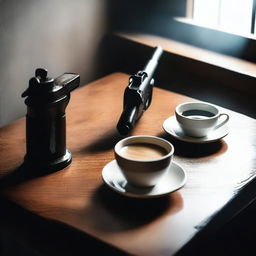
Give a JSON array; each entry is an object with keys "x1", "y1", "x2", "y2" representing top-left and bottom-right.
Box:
[
  {"x1": 116, "y1": 46, "x2": 163, "y2": 136},
  {"x1": 143, "y1": 46, "x2": 163, "y2": 76}
]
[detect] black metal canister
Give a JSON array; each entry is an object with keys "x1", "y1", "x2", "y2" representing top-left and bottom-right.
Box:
[{"x1": 22, "y1": 68, "x2": 80, "y2": 171}]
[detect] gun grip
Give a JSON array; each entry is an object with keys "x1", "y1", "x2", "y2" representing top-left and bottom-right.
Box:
[{"x1": 116, "y1": 105, "x2": 138, "y2": 135}]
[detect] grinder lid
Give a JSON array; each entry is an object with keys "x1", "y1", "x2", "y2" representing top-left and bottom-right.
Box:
[{"x1": 22, "y1": 68, "x2": 80, "y2": 104}]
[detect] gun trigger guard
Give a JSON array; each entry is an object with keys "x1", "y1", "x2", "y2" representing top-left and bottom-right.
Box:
[{"x1": 129, "y1": 74, "x2": 143, "y2": 88}]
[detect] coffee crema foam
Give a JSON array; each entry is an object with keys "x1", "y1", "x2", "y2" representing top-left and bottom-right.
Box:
[{"x1": 120, "y1": 143, "x2": 168, "y2": 160}]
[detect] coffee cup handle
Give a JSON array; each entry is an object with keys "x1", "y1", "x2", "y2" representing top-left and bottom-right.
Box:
[{"x1": 215, "y1": 113, "x2": 229, "y2": 130}]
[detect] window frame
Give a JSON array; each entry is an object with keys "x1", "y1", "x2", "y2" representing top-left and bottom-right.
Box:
[{"x1": 169, "y1": 1, "x2": 256, "y2": 63}]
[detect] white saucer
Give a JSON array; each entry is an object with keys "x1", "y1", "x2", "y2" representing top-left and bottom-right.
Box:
[
  {"x1": 163, "y1": 116, "x2": 229, "y2": 144},
  {"x1": 102, "y1": 160, "x2": 187, "y2": 198}
]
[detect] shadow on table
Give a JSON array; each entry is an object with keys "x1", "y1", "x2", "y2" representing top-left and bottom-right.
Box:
[
  {"x1": 0, "y1": 195, "x2": 129, "y2": 256},
  {"x1": 88, "y1": 184, "x2": 183, "y2": 232},
  {"x1": 76, "y1": 127, "x2": 227, "y2": 158},
  {"x1": 77, "y1": 129, "x2": 124, "y2": 154},
  {"x1": 0, "y1": 161, "x2": 64, "y2": 190},
  {"x1": 157, "y1": 132, "x2": 227, "y2": 158}
]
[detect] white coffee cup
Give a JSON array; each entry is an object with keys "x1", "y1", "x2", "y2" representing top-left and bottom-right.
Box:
[
  {"x1": 175, "y1": 102, "x2": 229, "y2": 137},
  {"x1": 114, "y1": 135, "x2": 174, "y2": 187}
]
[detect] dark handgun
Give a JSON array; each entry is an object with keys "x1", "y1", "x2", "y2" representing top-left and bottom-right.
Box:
[{"x1": 116, "y1": 46, "x2": 163, "y2": 135}]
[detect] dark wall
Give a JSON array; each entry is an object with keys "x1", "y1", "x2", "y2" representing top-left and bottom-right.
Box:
[{"x1": 106, "y1": 0, "x2": 186, "y2": 32}]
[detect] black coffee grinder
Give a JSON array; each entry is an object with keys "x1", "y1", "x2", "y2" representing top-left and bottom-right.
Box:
[{"x1": 22, "y1": 68, "x2": 80, "y2": 172}]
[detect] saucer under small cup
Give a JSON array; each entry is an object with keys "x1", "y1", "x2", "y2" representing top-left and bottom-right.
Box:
[
  {"x1": 163, "y1": 116, "x2": 229, "y2": 143},
  {"x1": 102, "y1": 160, "x2": 187, "y2": 198}
]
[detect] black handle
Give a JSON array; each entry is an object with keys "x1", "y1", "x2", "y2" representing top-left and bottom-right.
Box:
[{"x1": 116, "y1": 105, "x2": 139, "y2": 135}]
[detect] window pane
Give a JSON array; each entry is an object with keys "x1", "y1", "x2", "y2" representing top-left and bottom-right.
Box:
[
  {"x1": 193, "y1": 0, "x2": 220, "y2": 26},
  {"x1": 219, "y1": 0, "x2": 253, "y2": 34}
]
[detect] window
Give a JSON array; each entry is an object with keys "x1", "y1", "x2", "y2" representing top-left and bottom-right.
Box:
[{"x1": 186, "y1": 0, "x2": 256, "y2": 37}]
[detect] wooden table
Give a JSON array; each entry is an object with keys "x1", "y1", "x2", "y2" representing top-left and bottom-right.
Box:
[{"x1": 0, "y1": 73, "x2": 256, "y2": 256}]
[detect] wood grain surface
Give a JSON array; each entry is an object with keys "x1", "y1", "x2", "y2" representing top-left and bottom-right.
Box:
[{"x1": 0, "y1": 73, "x2": 255, "y2": 256}]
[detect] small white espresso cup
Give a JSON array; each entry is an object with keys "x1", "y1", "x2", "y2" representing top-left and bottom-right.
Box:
[
  {"x1": 175, "y1": 102, "x2": 229, "y2": 137},
  {"x1": 114, "y1": 135, "x2": 174, "y2": 187}
]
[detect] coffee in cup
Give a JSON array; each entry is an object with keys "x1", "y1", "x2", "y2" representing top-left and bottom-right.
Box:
[
  {"x1": 114, "y1": 136, "x2": 174, "y2": 187},
  {"x1": 175, "y1": 102, "x2": 229, "y2": 137},
  {"x1": 119, "y1": 142, "x2": 168, "y2": 160}
]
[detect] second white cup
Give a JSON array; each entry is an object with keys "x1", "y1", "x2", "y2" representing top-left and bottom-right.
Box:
[{"x1": 175, "y1": 102, "x2": 229, "y2": 137}]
